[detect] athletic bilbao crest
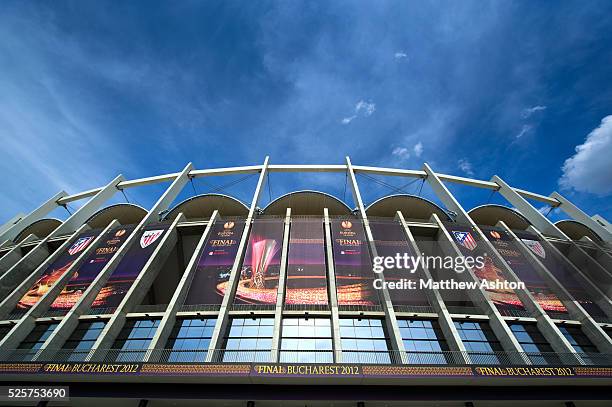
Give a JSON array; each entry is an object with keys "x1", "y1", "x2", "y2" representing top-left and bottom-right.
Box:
[
  {"x1": 522, "y1": 239, "x2": 546, "y2": 259},
  {"x1": 68, "y1": 236, "x2": 94, "y2": 255},
  {"x1": 140, "y1": 230, "x2": 164, "y2": 249},
  {"x1": 452, "y1": 231, "x2": 477, "y2": 251}
]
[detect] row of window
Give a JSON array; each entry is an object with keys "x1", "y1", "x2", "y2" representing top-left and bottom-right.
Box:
[{"x1": 11, "y1": 317, "x2": 603, "y2": 364}]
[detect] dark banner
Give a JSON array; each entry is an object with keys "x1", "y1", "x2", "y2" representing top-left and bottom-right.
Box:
[
  {"x1": 92, "y1": 224, "x2": 170, "y2": 309},
  {"x1": 285, "y1": 218, "x2": 328, "y2": 306},
  {"x1": 49, "y1": 226, "x2": 135, "y2": 311},
  {"x1": 445, "y1": 223, "x2": 524, "y2": 313},
  {"x1": 481, "y1": 227, "x2": 567, "y2": 314},
  {"x1": 233, "y1": 219, "x2": 284, "y2": 305},
  {"x1": 331, "y1": 219, "x2": 378, "y2": 306},
  {"x1": 185, "y1": 220, "x2": 245, "y2": 305},
  {"x1": 513, "y1": 230, "x2": 607, "y2": 318},
  {"x1": 370, "y1": 221, "x2": 429, "y2": 306},
  {"x1": 15, "y1": 230, "x2": 101, "y2": 310}
]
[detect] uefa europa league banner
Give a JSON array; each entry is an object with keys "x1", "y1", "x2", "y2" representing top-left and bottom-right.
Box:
[
  {"x1": 49, "y1": 226, "x2": 135, "y2": 311},
  {"x1": 185, "y1": 220, "x2": 246, "y2": 305},
  {"x1": 481, "y1": 227, "x2": 567, "y2": 314},
  {"x1": 513, "y1": 230, "x2": 607, "y2": 318},
  {"x1": 91, "y1": 224, "x2": 170, "y2": 309},
  {"x1": 369, "y1": 221, "x2": 429, "y2": 306},
  {"x1": 233, "y1": 219, "x2": 284, "y2": 305},
  {"x1": 284, "y1": 218, "x2": 328, "y2": 306},
  {"x1": 331, "y1": 219, "x2": 378, "y2": 306},
  {"x1": 446, "y1": 223, "x2": 525, "y2": 313},
  {"x1": 15, "y1": 229, "x2": 101, "y2": 310}
]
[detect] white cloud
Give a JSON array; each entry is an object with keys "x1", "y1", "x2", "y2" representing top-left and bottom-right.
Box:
[
  {"x1": 516, "y1": 124, "x2": 532, "y2": 139},
  {"x1": 559, "y1": 115, "x2": 612, "y2": 196},
  {"x1": 392, "y1": 147, "x2": 410, "y2": 159},
  {"x1": 457, "y1": 158, "x2": 474, "y2": 177},
  {"x1": 341, "y1": 115, "x2": 357, "y2": 124},
  {"x1": 413, "y1": 141, "x2": 423, "y2": 157},
  {"x1": 355, "y1": 100, "x2": 376, "y2": 116},
  {"x1": 522, "y1": 105, "x2": 547, "y2": 118},
  {"x1": 394, "y1": 51, "x2": 408, "y2": 59}
]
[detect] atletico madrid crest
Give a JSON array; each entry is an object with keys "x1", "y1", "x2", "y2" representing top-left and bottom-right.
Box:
[
  {"x1": 68, "y1": 236, "x2": 94, "y2": 255},
  {"x1": 522, "y1": 239, "x2": 546, "y2": 259},
  {"x1": 452, "y1": 231, "x2": 477, "y2": 251},
  {"x1": 140, "y1": 230, "x2": 164, "y2": 249}
]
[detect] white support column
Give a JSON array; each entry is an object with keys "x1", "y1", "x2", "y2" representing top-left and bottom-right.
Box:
[
  {"x1": 491, "y1": 175, "x2": 568, "y2": 239},
  {"x1": 0, "y1": 213, "x2": 25, "y2": 239},
  {"x1": 526, "y1": 225, "x2": 612, "y2": 318},
  {"x1": 39, "y1": 214, "x2": 185, "y2": 362},
  {"x1": 0, "y1": 175, "x2": 124, "y2": 297},
  {"x1": 426, "y1": 165, "x2": 578, "y2": 359},
  {"x1": 345, "y1": 157, "x2": 407, "y2": 363},
  {"x1": 145, "y1": 210, "x2": 220, "y2": 362},
  {"x1": 0, "y1": 234, "x2": 38, "y2": 276},
  {"x1": 271, "y1": 208, "x2": 291, "y2": 363},
  {"x1": 499, "y1": 221, "x2": 612, "y2": 355},
  {"x1": 0, "y1": 225, "x2": 91, "y2": 320},
  {"x1": 396, "y1": 211, "x2": 468, "y2": 363},
  {"x1": 551, "y1": 192, "x2": 612, "y2": 243},
  {"x1": 431, "y1": 213, "x2": 526, "y2": 363},
  {"x1": 0, "y1": 220, "x2": 118, "y2": 353},
  {"x1": 206, "y1": 157, "x2": 269, "y2": 361},
  {"x1": 323, "y1": 208, "x2": 342, "y2": 363},
  {"x1": 0, "y1": 191, "x2": 67, "y2": 243},
  {"x1": 47, "y1": 163, "x2": 193, "y2": 361}
]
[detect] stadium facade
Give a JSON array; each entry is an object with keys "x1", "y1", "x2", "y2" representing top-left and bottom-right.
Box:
[{"x1": 0, "y1": 158, "x2": 611, "y2": 407}]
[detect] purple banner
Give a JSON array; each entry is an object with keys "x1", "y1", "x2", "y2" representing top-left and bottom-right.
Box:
[
  {"x1": 370, "y1": 221, "x2": 429, "y2": 306},
  {"x1": 481, "y1": 227, "x2": 567, "y2": 314},
  {"x1": 233, "y1": 219, "x2": 284, "y2": 305},
  {"x1": 15, "y1": 229, "x2": 101, "y2": 310},
  {"x1": 285, "y1": 218, "x2": 328, "y2": 306},
  {"x1": 92, "y1": 224, "x2": 170, "y2": 309},
  {"x1": 185, "y1": 220, "x2": 245, "y2": 305},
  {"x1": 513, "y1": 230, "x2": 606, "y2": 318},
  {"x1": 445, "y1": 223, "x2": 525, "y2": 313},
  {"x1": 49, "y1": 226, "x2": 135, "y2": 311},
  {"x1": 332, "y1": 219, "x2": 378, "y2": 306}
]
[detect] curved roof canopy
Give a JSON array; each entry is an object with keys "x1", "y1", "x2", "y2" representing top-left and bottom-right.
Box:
[
  {"x1": 365, "y1": 194, "x2": 450, "y2": 221},
  {"x1": 15, "y1": 218, "x2": 62, "y2": 242},
  {"x1": 555, "y1": 219, "x2": 602, "y2": 242},
  {"x1": 86, "y1": 203, "x2": 147, "y2": 229},
  {"x1": 468, "y1": 204, "x2": 531, "y2": 230},
  {"x1": 263, "y1": 191, "x2": 352, "y2": 216},
  {"x1": 165, "y1": 194, "x2": 249, "y2": 221}
]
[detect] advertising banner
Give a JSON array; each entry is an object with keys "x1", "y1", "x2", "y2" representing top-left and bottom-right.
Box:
[
  {"x1": 369, "y1": 221, "x2": 429, "y2": 306},
  {"x1": 445, "y1": 223, "x2": 525, "y2": 313},
  {"x1": 15, "y1": 230, "x2": 101, "y2": 310},
  {"x1": 232, "y1": 219, "x2": 284, "y2": 305},
  {"x1": 331, "y1": 219, "x2": 378, "y2": 306},
  {"x1": 91, "y1": 224, "x2": 170, "y2": 309},
  {"x1": 513, "y1": 230, "x2": 607, "y2": 318},
  {"x1": 184, "y1": 220, "x2": 245, "y2": 305},
  {"x1": 48, "y1": 226, "x2": 135, "y2": 311},
  {"x1": 481, "y1": 227, "x2": 567, "y2": 314},
  {"x1": 284, "y1": 218, "x2": 328, "y2": 305}
]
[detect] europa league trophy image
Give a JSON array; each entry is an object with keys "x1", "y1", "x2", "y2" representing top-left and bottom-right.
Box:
[{"x1": 250, "y1": 239, "x2": 278, "y2": 289}]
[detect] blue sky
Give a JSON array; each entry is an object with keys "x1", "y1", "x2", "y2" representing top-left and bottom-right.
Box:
[{"x1": 1, "y1": 1, "x2": 611, "y2": 224}]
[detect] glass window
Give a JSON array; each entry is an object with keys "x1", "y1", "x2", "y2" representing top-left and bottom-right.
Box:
[
  {"x1": 399, "y1": 320, "x2": 448, "y2": 364},
  {"x1": 557, "y1": 325, "x2": 601, "y2": 365},
  {"x1": 165, "y1": 318, "x2": 216, "y2": 362},
  {"x1": 509, "y1": 323, "x2": 557, "y2": 365},
  {"x1": 280, "y1": 318, "x2": 332, "y2": 363},
  {"x1": 454, "y1": 321, "x2": 503, "y2": 365},
  {"x1": 17, "y1": 323, "x2": 59, "y2": 361},
  {"x1": 112, "y1": 319, "x2": 160, "y2": 362},
  {"x1": 222, "y1": 318, "x2": 274, "y2": 362},
  {"x1": 62, "y1": 321, "x2": 106, "y2": 361},
  {"x1": 340, "y1": 319, "x2": 391, "y2": 364}
]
